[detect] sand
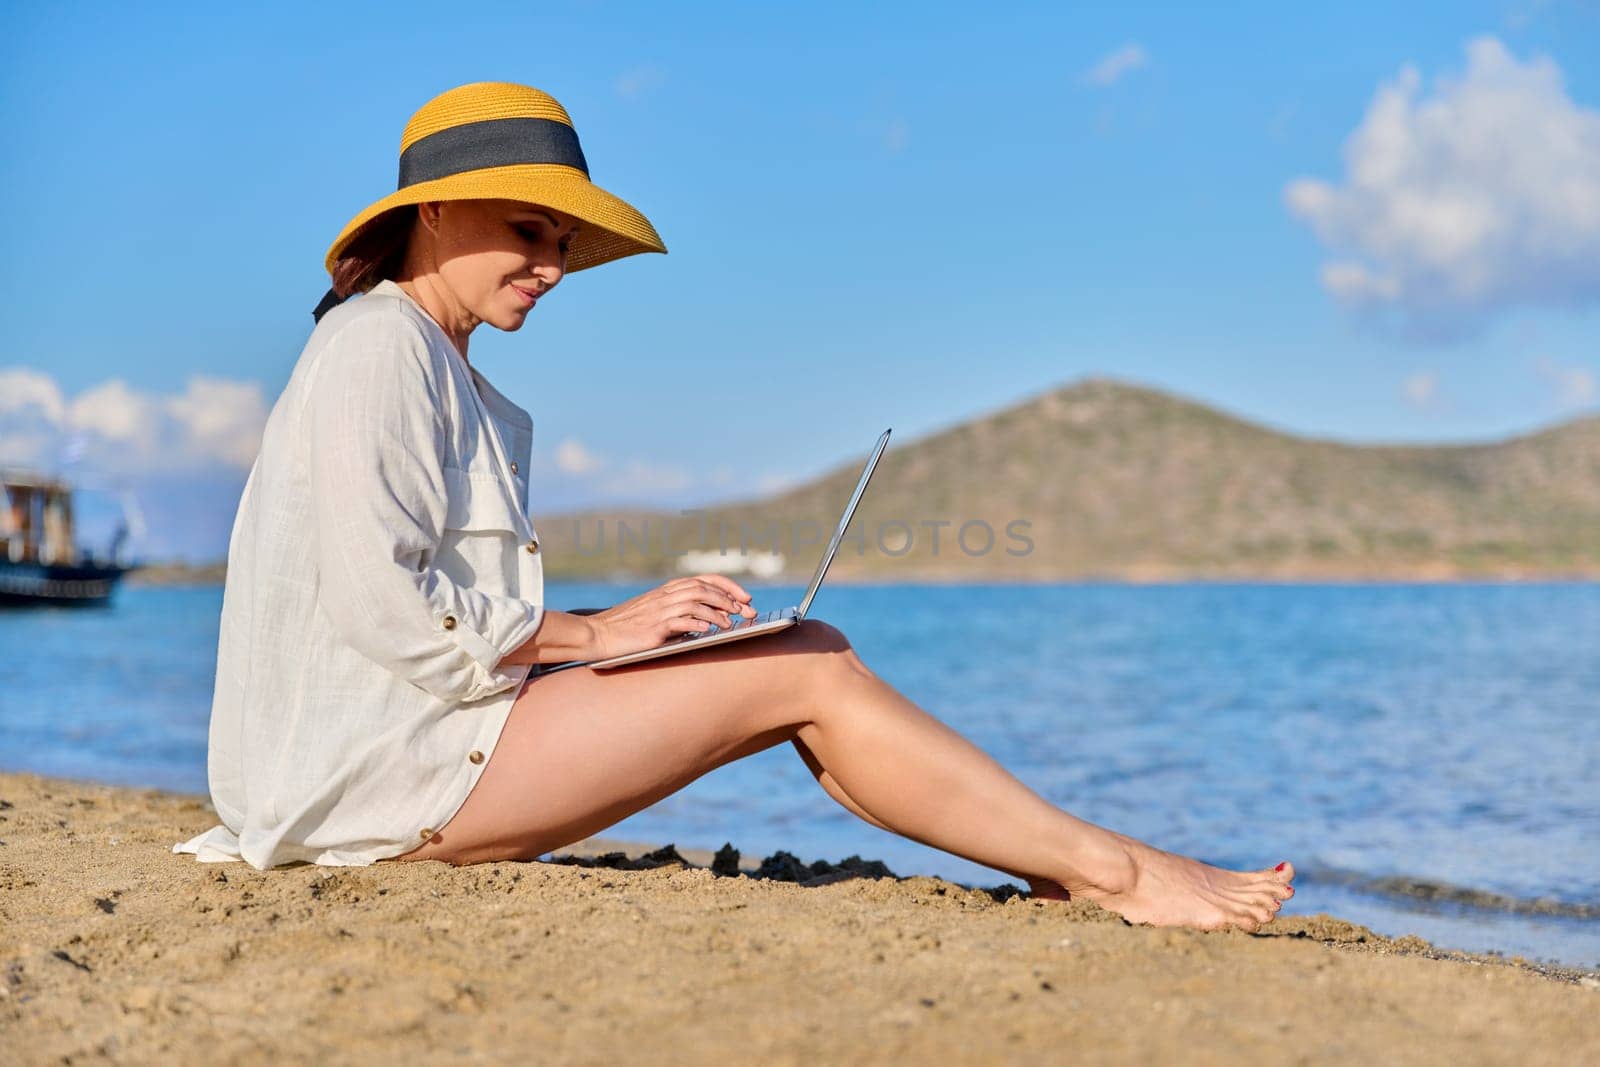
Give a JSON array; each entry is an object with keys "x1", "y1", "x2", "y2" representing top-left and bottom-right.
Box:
[{"x1": 2, "y1": 771, "x2": 1596, "y2": 1065}]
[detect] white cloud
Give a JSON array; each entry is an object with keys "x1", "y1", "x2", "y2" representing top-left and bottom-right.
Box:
[
  {"x1": 540, "y1": 434, "x2": 823, "y2": 507},
  {"x1": 554, "y1": 438, "x2": 603, "y2": 476},
  {"x1": 1285, "y1": 36, "x2": 1600, "y2": 336},
  {"x1": 165, "y1": 378, "x2": 270, "y2": 468},
  {"x1": 0, "y1": 367, "x2": 66, "y2": 421},
  {"x1": 69, "y1": 380, "x2": 162, "y2": 455},
  {"x1": 1401, "y1": 370, "x2": 1443, "y2": 411},
  {"x1": 0, "y1": 369, "x2": 69, "y2": 465},
  {"x1": 615, "y1": 64, "x2": 666, "y2": 99},
  {"x1": 545, "y1": 436, "x2": 690, "y2": 497},
  {"x1": 1321, "y1": 261, "x2": 1401, "y2": 303},
  {"x1": 1535, "y1": 356, "x2": 1597, "y2": 410},
  {"x1": 755, "y1": 471, "x2": 798, "y2": 494},
  {"x1": 0, "y1": 366, "x2": 267, "y2": 475},
  {"x1": 598, "y1": 459, "x2": 693, "y2": 496},
  {"x1": 1083, "y1": 44, "x2": 1149, "y2": 88}
]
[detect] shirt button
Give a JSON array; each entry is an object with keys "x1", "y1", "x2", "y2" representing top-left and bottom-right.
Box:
[
  {"x1": 524, "y1": 538, "x2": 539, "y2": 554},
  {"x1": 468, "y1": 750, "x2": 485, "y2": 764},
  {"x1": 419, "y1": 827, "x2": 435, "y2": 841},
  {"x1": 510, "y1": 461, "x2": 520, "y2": 475},
  {"x1": 442, "y1": 614, "x2": 457, "y2": 630}
]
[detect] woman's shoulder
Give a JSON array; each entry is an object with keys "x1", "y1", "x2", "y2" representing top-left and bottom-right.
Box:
[
  {"x1": 301, "y1": 285, "x2": 462, "y2": 389},
  {"x1": 309, "y1": 284, "x2": 436, "y2": 353},
  {"x1": 271, "y1": 292, "x2": 468, "y2": 433}
]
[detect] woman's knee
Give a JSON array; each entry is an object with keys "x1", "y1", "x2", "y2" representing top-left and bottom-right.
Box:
[
  {"x1": 783, "y1": 618, "x2": 872, "y2": 685},
  {"x1": 791, "y1": 617, "x2": 852, "y2": 653}
]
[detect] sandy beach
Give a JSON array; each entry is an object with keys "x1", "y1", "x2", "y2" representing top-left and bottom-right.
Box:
[{"x1": 2, "y1": 770, "x2": 1596, "y2": 1064}]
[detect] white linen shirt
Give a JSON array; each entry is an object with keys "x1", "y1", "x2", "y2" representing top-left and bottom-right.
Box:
[{"x1": 173, "y1": 278, "x2": 547, "y2": 869}]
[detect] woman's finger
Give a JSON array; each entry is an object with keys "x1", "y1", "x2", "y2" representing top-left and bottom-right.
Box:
[
  {"x1": 659, "y1": 581, "x2": 745, "y2": 619},
  {"x1": 668, "y1": 603, "x2": 730, "y2": 634},
  {"x1": 640, "y1": 577, "x2": 713, "y2": 611},
  {"x1": 692, "y1": 573, "x2": 751, "y2": 604},
  {"x1": 690, "y1": 580, "x2": 756, "y2": 622},
  {"x1": 697, "y1": 578, "x2": 755, "y2": 618},
  {"x1": 648, "y1": 575, "x2": 749, "y2": 612},
  {"x1": 665, "y1": 590, "x2": 739, "y2": 629},
  {"x1": 688, "y1": 578, "x2": 754, "y2": 614}
]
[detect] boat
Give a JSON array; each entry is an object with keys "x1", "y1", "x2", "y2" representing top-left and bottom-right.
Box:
[{"x1": 0, "y1": 470, "x2": 133, "y2": 607}]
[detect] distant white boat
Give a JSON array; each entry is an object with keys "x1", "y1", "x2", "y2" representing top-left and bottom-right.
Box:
[{"x1": 676, "y1": 549, "x2": 786, "y2": 578}]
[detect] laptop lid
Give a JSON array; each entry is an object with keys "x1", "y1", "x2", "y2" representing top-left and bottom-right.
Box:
[{"x1": 796, "y1": 428, "x2": 892, "y2": 619}]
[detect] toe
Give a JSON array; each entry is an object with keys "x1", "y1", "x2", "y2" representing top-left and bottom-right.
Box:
[
  {"x1": 1224, "y1": 889, "x2": 1281, "y2": 919},
  {"x1": 1241, "y1": 877, "x2": 1293, "y2": 894},
  {"x1": 1225, "y1": 883, "x2": 1287, "y2": 914}
]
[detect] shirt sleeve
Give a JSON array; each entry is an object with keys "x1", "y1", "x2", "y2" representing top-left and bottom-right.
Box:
[{"x1": 304, "y1": 310, "x2": 545, "y2": 705}]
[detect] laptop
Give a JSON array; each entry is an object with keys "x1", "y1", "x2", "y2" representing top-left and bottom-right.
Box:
[{"x1": 541, "y1": 428, "x2": 891, "y2": 673}]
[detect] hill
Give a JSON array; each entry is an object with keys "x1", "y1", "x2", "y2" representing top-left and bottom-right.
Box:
[{"x1": 538, "y1": 378, "x2": 1600, "y2": 581}]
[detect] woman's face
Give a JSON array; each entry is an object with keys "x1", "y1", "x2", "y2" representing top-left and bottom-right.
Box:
[{"x1": 420, "y1": 198, "x2": 581, "y2": 330}]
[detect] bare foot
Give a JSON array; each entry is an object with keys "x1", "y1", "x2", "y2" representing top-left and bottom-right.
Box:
[{"x1": 1034, "y1": 834, "x2": 1296, "y2": 933}]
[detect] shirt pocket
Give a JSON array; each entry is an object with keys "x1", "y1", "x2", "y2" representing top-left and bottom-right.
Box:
[
  {"x1": 442, "y1": 464, "x2": 528, "y2": 537},
  {"x1": 440, "y1": 465, "x2": 543, "y2": 600}
]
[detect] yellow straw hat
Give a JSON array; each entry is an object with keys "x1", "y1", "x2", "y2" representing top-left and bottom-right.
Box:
[{"x1": 314, "y1": 81, "x2": 666, "y2": 319}]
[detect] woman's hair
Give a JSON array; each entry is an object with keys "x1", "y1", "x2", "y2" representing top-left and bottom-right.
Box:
[{"x1": 327, "y1": 205, "x2": 419, "y2": 300}]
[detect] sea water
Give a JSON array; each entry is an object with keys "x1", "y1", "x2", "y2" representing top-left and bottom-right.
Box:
[{"x1": 2, "y1": 581, "x2": 1596, "y2": 968}]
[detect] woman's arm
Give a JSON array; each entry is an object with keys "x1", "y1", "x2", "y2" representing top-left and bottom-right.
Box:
[
  {"x1": 303, "y1": 313, "x2": 552, "y2": 703},
  {"x1": 496, "y1": 608, "x2": 602, "y2": 665}
]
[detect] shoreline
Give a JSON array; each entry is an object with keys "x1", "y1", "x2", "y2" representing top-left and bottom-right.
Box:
[
  {"x1": 125, "y1": 567, "x2": 1600, "y2": 587},
  {"x1": 3, "y1": 771, "x2": 1597, "y2": 1062}
]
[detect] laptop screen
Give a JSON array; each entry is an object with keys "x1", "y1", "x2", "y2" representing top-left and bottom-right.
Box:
[{"x1": 797, "y1": 428, "x2": 892, "y2": 618}]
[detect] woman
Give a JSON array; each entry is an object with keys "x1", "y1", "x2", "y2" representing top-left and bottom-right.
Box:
[{"x1": 175, "y1": 82, "x2": 1295, "y2": 932}]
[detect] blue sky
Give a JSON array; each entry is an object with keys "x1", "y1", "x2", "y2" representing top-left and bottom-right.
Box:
[{"x1": 3, "y1": 1, "x2": 1598, "y2": 558}]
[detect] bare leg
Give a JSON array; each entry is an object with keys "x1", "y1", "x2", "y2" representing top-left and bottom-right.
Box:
[
  {"x1": 390, "y1": 620, "x2": 1294, "y2": 932},
  {"x1": 789, "y1": 735, "x2": 1071, "y2": 900}
]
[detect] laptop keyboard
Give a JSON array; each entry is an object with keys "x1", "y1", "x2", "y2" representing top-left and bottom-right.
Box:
[{"x1": 682, "y1": 608, "x2": 789, "y2": 639}]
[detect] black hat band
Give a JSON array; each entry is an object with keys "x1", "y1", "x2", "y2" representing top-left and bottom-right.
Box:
[{"x1": 397, "y1": 117, "x2": 590, "y2": 188}]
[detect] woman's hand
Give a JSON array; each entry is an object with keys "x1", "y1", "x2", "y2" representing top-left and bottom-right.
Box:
[{"x1": 587, "y1": 575, "x2": 758, "y2": 660}]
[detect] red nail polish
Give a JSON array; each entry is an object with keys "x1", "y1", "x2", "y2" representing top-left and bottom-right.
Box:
[{"x1": 1274, "y1": 862, "x2": 1287, "y2": 872}]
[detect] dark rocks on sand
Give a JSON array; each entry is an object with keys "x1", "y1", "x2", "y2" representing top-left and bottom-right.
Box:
[
  {"x1": 545, "y1": 842, "x2": 900, "y2": 885},
  {"x1": 711, "y1": 843, "x2": 741, "y2": 878},
  {"x1": 546, "y1": 844, "x2": 689, "y2": 872},
  {"x1": 751, "y1": 850, "x2": 897, "y2": 883}
]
